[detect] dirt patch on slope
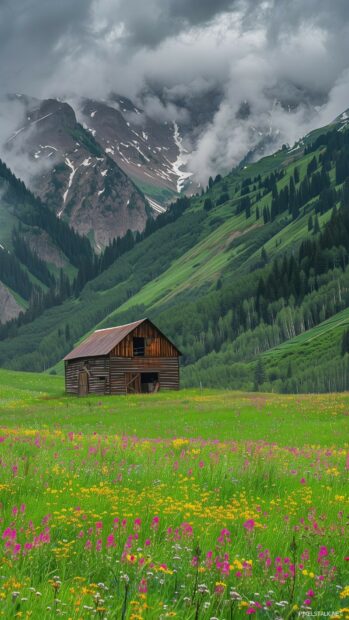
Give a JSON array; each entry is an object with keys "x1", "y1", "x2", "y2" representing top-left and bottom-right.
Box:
[{"x1": 0, "y1": 282, "x2": 22, "y2": 323}]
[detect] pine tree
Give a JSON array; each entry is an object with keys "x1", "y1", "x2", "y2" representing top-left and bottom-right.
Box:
[
  {"x1": 341, "y1": 329, "x2": 349, "y2": 356},
  {"x1": 263, "y1": 206, "x2": 270, "y2": 224},
  {"x1": 254, "y1": 358, "x2": 265, "y2": 391},
  {"x1": 261, "y1": 247, "x2": 268, "y2": 264},
  {"x1": 65, "y1": 324, "x2": 71, "y2": 341},
  {"x1": 204, "y1": 198, "x2": 213, "y2": 211},
  {"x1": 314, "y1": 215, "x2": 320, "y2": 234},
  {"x1": 289, "y1": 177, "x2": 295, "y2": 211}
]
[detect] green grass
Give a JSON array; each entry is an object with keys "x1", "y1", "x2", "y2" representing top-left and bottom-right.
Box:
[
  {"x1": 1, "y1": 369, "x2": 349, "y2": 445},
  {"x1": 0, "y1": 370, "x2": 348, "y2": 618}
]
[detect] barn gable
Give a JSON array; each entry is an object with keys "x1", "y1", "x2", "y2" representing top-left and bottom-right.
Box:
[
  {"x1": 64, "y1": 318, "x2": 180, "y2": 361},
  {"x1": 64, "y1": 318, "x2": 181, "y2": 396}
]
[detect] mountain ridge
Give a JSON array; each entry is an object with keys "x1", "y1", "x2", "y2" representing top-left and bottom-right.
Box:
[
  {"x1": 1, "y1": 110, "x2": 349, "y2": 392},
  {"x1": 3, "y1": 95, "x2": 153, "y2": 250}
]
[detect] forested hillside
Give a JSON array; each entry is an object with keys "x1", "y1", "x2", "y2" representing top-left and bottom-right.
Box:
[
  {"x1": 0, "y1": 159, "x2": 95, "y2": 322},
  {"x1": 2, "y1": 114, "x2": 349, "y2": 391}
]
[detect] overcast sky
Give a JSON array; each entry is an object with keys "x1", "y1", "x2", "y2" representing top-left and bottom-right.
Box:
[{"x1": 1, "y1": 0, "x2": 349, "y2": 181}]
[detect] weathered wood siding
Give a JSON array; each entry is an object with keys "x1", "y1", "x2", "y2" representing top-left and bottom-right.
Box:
[
  {"x1": 110, "y1": 320, "x2": 178, "y2": 357},
  {"x1": 110, "y1": 357, "x2": 179, "y2": 394},
  {"x1": 65, "y1": 357, "x2": 110, "y2": 395}
]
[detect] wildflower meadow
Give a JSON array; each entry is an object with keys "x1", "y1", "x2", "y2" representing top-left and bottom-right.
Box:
[{"x1": 0, "y1": 370, "x2": 348, "y2": 619}]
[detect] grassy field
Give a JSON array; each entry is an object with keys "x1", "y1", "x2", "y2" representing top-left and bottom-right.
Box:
[{"x1": 0, "y1": 370, "x2": 348, "y2": 618}]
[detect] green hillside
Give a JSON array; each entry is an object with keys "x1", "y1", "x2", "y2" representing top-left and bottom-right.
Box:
[
  {"x1": 2, "y1": 114, "x2": 349, "y2": 392},
  {"x1": 0, "y1": 159, "x2": 92, "y2": 313},
  {"x1": 260, "y1": 306, "x2": 349, "y2": 392}
]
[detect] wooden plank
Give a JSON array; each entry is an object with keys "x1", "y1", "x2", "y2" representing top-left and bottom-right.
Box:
[
  {"x1": 110, "y1": 357, "x2": 179, "y2": 394},
  {"x1": 110, "y1": 319, "x2": 179, "y2": 358},
  {"x1": 65, "y1": 357, "x2": 111, "y2": 395},
  {"x1": 78, "y1": 370, "x2": 89, "y2": 396}
]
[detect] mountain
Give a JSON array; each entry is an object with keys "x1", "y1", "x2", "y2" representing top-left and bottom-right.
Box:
[
  {"x1": 3, "y1": 95, "x2": 151, "y2": 250},
  {"x1": 1, "y1": 110, "x2": 349, "y2": 393},
  {"x1": 80, "y1": 95, "x2": 195, "y2": 205}
]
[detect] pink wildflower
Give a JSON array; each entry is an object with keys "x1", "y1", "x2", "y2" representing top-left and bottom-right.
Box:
[
  {"x1": 96, "y1": 539, "x2": 102, "y2": 551},
  {"x1": 106, "y1": 534, "x2": 115, "y2": 548},
  {"x1": 151, "y1": 516, "x2": 160, "y2": 529},
  {"x1": 243, "y1": 519, "x2": 255, "y2": 531},
  {"x1": 138, "y1": 578, "x2": 147, "y2": 594}
]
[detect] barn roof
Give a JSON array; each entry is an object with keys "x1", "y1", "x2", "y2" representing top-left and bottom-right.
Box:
[{"x1": 64, "y1": 318, "x2": 180, "y2": 361}]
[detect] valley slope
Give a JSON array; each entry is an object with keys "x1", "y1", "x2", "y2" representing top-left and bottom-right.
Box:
[{"x1": 1, "y1": 112, "x2": 349, "y2": 392}]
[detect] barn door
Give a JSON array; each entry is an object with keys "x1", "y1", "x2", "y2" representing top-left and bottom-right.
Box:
[
  {"x1": 125, "y1": 372, "x2": 141, "y2": 394},
  {"x1": 78, "y1": 370, "x2": 89, "y2": 396}
]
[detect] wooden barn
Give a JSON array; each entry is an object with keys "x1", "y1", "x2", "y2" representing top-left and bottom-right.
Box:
[{"x1": 64, "y1": 318, "x2": 181, "y2": 396}]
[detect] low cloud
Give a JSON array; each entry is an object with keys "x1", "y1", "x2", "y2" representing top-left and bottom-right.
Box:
[
  {"x1": 0, "y1": 0, "x2": 349, "y2": 184},
  {"x1": 0, "y1": 97, "x2": 57, "y2": 185}
]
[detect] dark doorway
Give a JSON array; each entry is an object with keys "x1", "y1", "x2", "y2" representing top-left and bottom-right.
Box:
[
  {"x1": 141, "y1": 372, "x2": 159, "y2": 393},
  {"x1": 133, "y1": 337, "x2": 145, "y2": 356}
]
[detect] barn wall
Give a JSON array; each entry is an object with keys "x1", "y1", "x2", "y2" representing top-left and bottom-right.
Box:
[
  {"x1": 110, "y1": 357, "x2": 179, "y2": 394},
  {"x1": 110, "y1": 320, "x2": 178, "y2": 357},
  {"x1": 65, "y1": 357, "x2": 110, "y2": 395}
]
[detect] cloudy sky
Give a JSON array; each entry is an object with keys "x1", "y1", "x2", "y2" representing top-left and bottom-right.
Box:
[{"x1": 1, "y1": 0, "x2": 349, "y2": 181}]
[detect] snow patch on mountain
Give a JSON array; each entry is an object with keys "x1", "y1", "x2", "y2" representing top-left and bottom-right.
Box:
[
  {"x1": 172, "y1": 122, "x2": 193, "y2": 193},
  {"x1": 61, "y1": 158, "x2": 77, "y2": 212},
  {"x1": 145, "y1": 196, "x2": 166, "y2": 214}
]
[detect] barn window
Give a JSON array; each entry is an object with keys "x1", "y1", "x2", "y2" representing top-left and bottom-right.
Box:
[{"x1": 133, "y1": 337, "x2": 145, "y2": 356}]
